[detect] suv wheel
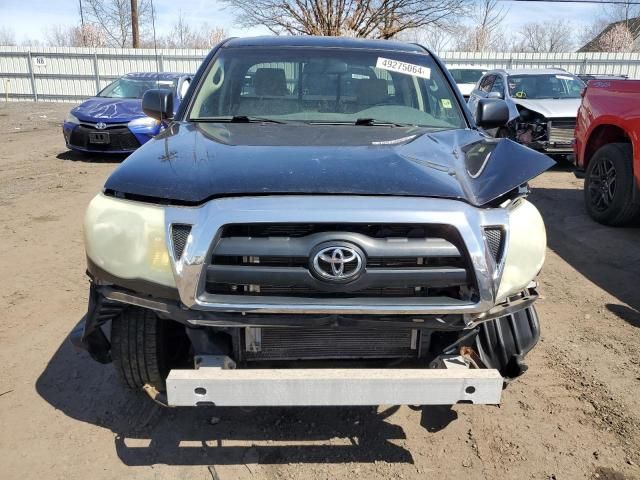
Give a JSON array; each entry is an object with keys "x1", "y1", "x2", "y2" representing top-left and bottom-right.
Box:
[{"x1": 584, "y1": 143, "x2": 639, "y2": 226}]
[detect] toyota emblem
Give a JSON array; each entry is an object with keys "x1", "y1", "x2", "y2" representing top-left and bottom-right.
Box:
[
  {"x1": 95, "y1": 122, "x2": 107, "y2": 130},
  {"x1": 311, "y1": 245, "x2": 364, "y2": 282}
]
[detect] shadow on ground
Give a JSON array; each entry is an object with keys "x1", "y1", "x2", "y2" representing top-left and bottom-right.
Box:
[
  {"x1": 57, "y1": 150, "x2": 126, "y2": 163},
  {"x1": 530, "y1": 186, "x2": 640, "y2": 313},
  {"x1": 36, "y1": 331, "x2": 458, "y2": 467}
]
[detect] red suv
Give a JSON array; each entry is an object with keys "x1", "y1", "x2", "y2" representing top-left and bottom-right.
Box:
[{"x1": 574, "y1": 79, "x2": 640, "y2": 226}]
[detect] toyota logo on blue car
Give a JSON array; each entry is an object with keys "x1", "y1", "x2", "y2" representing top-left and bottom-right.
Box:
[{"x1": 62, "y1": 72, "x2": 192, "y2": 155}]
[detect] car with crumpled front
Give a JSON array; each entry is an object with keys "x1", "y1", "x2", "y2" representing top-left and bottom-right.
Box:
[
  {"x1": 73, "y1": 36, "x2": 555, "y2": 409},
  {"x1": 468, "y1": 68, "x2": 585, "y2": 158}
]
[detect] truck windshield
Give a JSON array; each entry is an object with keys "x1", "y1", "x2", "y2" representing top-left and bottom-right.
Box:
[
  {"x1": 98, "y1": 77, "x2": 177, "y2": 99},
  {"x1": 507, "y1": 74, "x2": 584, "y2": 99},
  {"x1": 188, "y1": 47, "x2": 466, "y2": 129}
]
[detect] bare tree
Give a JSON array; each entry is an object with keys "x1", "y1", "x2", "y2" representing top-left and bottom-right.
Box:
[
  {"x1": 157, "y1": 14, "x2": 227, "y2": 49},
  {"x1": 455, "y1": 0, "x2": 507, "y2": 52},
  {"x1": 222, "y1": 0, "x2": 470, "y2": 39},
  {"x1": 515, "y1": 20, "x2": 575, "y2": 53},
  {"x1": 0, "y1": 26, "x2": 16, "y2": 46},
  {"x1": 405, "y1": 26, "x2": 457, "y2": 53},
  {"x1": 581, "y1": 0, "x2": 640, "y2": 50},
  {"x1": 81, "y1": 0, "x2": 152, "y2": 47},
  {"x1": 594, "y1": 23, "x2": 634, "y2": 52},
  {"x1": 45, "y1": 24, "x2": 107, "y2": 47}
]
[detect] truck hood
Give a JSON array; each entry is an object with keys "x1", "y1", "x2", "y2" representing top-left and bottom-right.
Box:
[
  {"x1": 104, "y1": 122, "x2": 555, "y2": 206},
  {"x1": 72, "y1": 97, "x2": 144, "y2": 123},
  {"x1": 512, "y1": 97, "x2": 581, "y2": 118}
]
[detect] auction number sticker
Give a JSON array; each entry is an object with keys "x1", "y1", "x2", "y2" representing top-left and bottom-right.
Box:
[{"x1": 376, "y1": 57, "x2": 431, "y2": 79}]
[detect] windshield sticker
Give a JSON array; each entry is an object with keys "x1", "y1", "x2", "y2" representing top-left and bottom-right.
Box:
[
  {"x1": 376, "y1": 58, "x2": 431, "y2": 79},
  {"x1": 352, "y1": 73, "x2": 369, "y2": 79},
  {"x1": 441, "y1": 99, "x2": 452, "y2": 109},
  {"x1": 555, "y1": 75, "x2": 574, "y2": 81}
]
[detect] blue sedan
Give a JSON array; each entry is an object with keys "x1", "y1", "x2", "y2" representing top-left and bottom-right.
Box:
[{"x1": 63, "y1": 72, "x2": 192, "y2": 154}]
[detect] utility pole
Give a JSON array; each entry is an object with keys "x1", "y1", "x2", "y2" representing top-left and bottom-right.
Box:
[
  {"x1": 131, "y1": 0, "x2": 140, "y2": 48},
  {"x1": 78, "y1": 0, "x2": 86, "y2": 47}
]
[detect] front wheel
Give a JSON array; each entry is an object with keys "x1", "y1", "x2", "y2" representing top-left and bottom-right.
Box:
[
  {"x1": 584, "y1": 143, "x2": 640, "y2": 226},
  {"x1": 111, "y1": 307, "x2": 190, "y2": 391}
]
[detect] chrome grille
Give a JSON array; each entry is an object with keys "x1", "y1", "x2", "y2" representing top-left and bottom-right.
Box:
[{"x1": 206, "y1": 223, "x2": 475, "y2": 300}]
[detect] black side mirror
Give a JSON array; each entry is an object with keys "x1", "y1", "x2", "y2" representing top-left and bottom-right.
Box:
[
  {"x1": 476, "y1": 98, "x2": 509, "y2": 129},
  {"x1": 142, "y1": 89, "x2": 174, "y2": 121}
]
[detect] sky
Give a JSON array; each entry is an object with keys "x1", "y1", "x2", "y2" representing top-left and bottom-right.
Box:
[{"x1": 0, "y1": 0, "x2": 603, "y2": 45}]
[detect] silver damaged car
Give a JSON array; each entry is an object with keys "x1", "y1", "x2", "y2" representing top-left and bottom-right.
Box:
[{"x1": 468, "y1": 68, "x2": 585, "y2": 157}]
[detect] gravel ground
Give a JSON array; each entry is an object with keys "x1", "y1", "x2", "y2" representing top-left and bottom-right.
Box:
[{"x1": 0, "y1": 101, "x2": 639, "y2": 480}]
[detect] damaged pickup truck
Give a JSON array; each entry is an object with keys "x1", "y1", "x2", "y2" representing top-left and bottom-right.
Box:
[{"x1": 73, "y1": 36, "x2": 555, "y2": 408}]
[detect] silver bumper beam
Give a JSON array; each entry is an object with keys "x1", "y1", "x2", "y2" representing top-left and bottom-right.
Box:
[{"x1": 166, "y1": 367, "x2": 503, "y2": 407}]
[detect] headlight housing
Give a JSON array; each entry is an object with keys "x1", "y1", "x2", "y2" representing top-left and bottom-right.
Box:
[
  {"x1": 495, "y1": 199, "x2": 546, "y2": 302},
  {"x1": 128, "y1": 116, "x2": 160, "y2": 130},
  {"x1": 65, "y1": 113, "x2": 80, "y2": 124},
  {"x1": 84, "y1": 193, "x2": 175, "y2": 288}
]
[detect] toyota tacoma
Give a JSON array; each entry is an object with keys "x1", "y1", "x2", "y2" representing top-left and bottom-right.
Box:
[{"x1": 72, "y1": 36, "x2": 554, "y2": 408}]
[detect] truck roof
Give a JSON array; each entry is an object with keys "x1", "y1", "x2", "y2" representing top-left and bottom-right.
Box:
[{"x1": 224, "y1": 36, "x2": 427, "y2": 54}]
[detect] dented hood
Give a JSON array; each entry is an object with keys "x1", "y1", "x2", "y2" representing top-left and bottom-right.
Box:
[
  {"x1": 512, "y1": 98, "x2": 581, "y2": 119},
  {"x1": 104, "y1": 122, "x2": 555, "y2": 206}
]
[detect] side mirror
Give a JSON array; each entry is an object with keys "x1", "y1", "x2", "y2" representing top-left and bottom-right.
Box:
[
  {"x1": 487, "y1": 91, "x2": 504, "y2": 100},
  {"x1": 142, "y1": 89, "x2": 174, "y2": 121},
  {"x1": 475, "y1": 98, "x2": 509, "y2": 129}
]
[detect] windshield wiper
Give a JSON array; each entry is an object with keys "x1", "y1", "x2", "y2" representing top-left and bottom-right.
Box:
[
  {"x1": 193, "y1": 115, "x2": 287, "y2": 124},
  {"x1": 354, "y1": 118, "x2": 413, "y2": 127}
]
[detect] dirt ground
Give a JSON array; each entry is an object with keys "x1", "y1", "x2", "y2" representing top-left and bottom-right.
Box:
[{"x1": 0, "y1": 101, "x2": 639, "y2": 480}]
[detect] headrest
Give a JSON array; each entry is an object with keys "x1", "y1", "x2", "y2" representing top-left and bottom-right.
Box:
[
  {"x1": 356, "y1": 78, "x2": 389, "y2": 105},
  {"x1": 255, "y1": 68, "x2": 288, "y2": 96}
]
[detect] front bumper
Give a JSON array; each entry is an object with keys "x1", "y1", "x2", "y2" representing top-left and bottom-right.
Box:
[
  {"x1": 166, "y1": 360, "x2": 503, "y2": 406},
  {"x1": 62, "y1": 121, "x2": 155, "y2": 153}
]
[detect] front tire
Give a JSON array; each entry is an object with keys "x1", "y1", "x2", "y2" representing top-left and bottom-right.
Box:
[
  {"x1": 584, "y1": 143, "x2": 640, "y2": 226},
  {"x1": 111, "y1": 307, "x2": 178, "y2": 391}
]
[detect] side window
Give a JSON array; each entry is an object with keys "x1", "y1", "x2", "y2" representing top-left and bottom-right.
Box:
[
  {"x1": 479, "y1": 74, "x2": 495, "y2": 93},
  {"x1": 490, "y1": 76, "x2": 504, "y2": 95}
]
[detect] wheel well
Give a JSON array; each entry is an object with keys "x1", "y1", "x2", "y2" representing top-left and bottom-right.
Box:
[{"x1": 584, "y1": 125, "x2": 631, "y2": 167}]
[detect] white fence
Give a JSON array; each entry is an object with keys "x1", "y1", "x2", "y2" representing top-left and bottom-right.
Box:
[{"x1": 2, "y1": 46, "x2": 640, "y2": 102}]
